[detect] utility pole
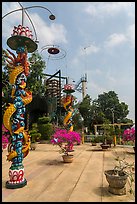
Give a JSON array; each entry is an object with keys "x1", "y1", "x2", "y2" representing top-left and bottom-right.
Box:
[
  {"x1": 83, "y1": 45, "x2": 90, "y2": 100},
  {"x1": 81, "y1": 74, "x2": 87, "y2": 100}
]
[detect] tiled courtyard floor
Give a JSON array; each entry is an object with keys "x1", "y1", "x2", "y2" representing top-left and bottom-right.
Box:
[{"x1": 2, "y1": 143, "x2": 135, "y2": 202}]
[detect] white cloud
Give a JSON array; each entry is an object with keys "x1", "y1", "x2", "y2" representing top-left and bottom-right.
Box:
[
  {"x1": 84, "y1": 44, "x2": 100, "y2": 55},
  {"x1": 2, "y1": 2, "x2": 135, "y2": 122},
  {"x1": 2, "y1": 3, "x2": 67, "y2": 49},
  {"x1": 87, "y1": 80, "x2": 107, "y2": 99},
  {"x1": 126, "y1": 24, "x2": 135, "y2": 48},
  {"x1": 79, "y1": 43, "x2": 100, "y2": 57},
  {"x1": 104, "y1": 33, "x2": 127, "y2": 48},
  {"x1": 2, "y1": 2, "x2": 19, "y2": 15},
  {"x1": 2, "y1": 3, "x2": 21, "y2": 40},
  {"x1": 104, "y1": 23, "x2": 135, "y2": 49},
  {"x1": 29, "y1": 13, "x2": 67, "y2": 49},
  {"x1": 85, "y1": 2, "x2": 133, "y2": 18}
]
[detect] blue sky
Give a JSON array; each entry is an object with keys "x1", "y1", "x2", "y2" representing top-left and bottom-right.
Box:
[{"x1": 2, "y1": 2, "x2": 135, "y2": 122}]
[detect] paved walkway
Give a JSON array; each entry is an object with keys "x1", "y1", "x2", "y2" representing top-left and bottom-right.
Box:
[{"x1": 2, "y1": 143, "x2": 135, "y2": 202}]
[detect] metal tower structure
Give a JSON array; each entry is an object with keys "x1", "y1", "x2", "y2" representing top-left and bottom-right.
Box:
[{"x1": 75, "y1": 73, "x2": 87, "y2": 100}]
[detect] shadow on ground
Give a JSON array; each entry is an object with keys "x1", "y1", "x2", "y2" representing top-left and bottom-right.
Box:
[
  {"x1": 94, "y1": 186, "x2": 116, "y2": 198},
  {"x1": 126, "y1": 151, "x2": 135, "y2": 155},
  {"x1": 38, "y1": 159, "x2": 64, "y2": 166},
  {"x1": 33, "y1": 149, "x2": 59, "y2": 152},
  {"x1": 86, "y1": 149, "x2": 111, "y2": 152},
  {"x1": 2, "y1": 180, "x2": 7, "y2": 188}
]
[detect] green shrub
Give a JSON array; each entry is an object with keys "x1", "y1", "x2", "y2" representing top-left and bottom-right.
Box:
[
  {"x1": 97, "y1": 135, "x2": 105, "y2": 143},
  {"x1": 30, "y1": 133, "x2": 41, "y2": 143},
  {"x1": 37, "y1": 116, "x2": 53, "y2": 140},
  {"x1": 37, "y1": 116, "x2": 51, "y2": 124},
  {"x1": 38, "y1": 123, "x2": 53, "y2": 140},
  {"x1": 94, "y1": 136, "x2": 100, "y2": 143},
  {"x1": 106, "y1": 135, "x2": 113, "y2": 144},
  {"x1": 29, "y1": 123, "x2": 41, "y2": 143}
]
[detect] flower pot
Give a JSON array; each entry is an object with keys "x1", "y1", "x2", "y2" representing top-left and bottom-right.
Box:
[
  {"x1": 62, "y1": 154, "x2": 74, "y2": 163},
  {"x1": 91, "y1": 142, "x2": 97, "y2": 146},
  {"x1": 104, "y1": 170, "x2": 128, "y2": 195},
  {"x1": 100, "y1": 144, "x2": 109, "y2": 150},
  {"x1": 30, "y1": 142, "x2": 37, "y2": 150}
]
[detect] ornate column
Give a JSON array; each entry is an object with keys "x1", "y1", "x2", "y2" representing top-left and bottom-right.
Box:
[
  {"x1": 62, "y1": 84, "x2": 75, "y2": 151},
  {"x1": 3, "y1": 25, "x2": 37, "y2": 189}
]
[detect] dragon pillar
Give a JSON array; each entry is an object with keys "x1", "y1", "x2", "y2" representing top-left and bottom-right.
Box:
[
  {"x1": 3, "y1": 25, "x2": 37, "y2": 189},
  {"x1": 62, "y1": 84, "x2": 75, "y2": 151}
]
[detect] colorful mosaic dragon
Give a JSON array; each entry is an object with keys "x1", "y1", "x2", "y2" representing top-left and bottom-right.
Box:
[{"x1": 3, "y1": 24, "x2": 37, "y2": 188}]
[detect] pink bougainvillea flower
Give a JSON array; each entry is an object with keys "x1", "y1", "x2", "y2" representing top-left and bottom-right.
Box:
[
  {"x1": 2, "y1": 124, "x2": 10, "y2": 150},
  {"x1": 122, "y1": 126, "x2": 135, "y2": 143},
  {"x1": 51, "y1": 128, "x2": 81, "y2": 155}
]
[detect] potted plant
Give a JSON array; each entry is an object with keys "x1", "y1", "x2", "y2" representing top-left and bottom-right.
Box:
[
  {"x1": 37, "y1": 116, "x2": 53, "y2": 141},
  {"x1": 51, "y1": 128, "x2": 81, "y2": 163},
  {"x1": 106, "y1": 135, "x2": 113, "y2": 147},
  {"x1": 29, "y1": 123, "x2": 41, "y2": 150},
  {"x1": 104, "y1": 151, "x2": 135, "y2": 196},
  {"x1": 122, "y1": 126, "x2": 135, "y2": 152},
  {"x1": 91, "y1": 136, "x2": 99, "y2": 146},
  {"x1": 100, "y1": 135, "x2": 110, "y2": 150},
  {"x1": 100, "y1": 120, "x2": 111, "y2": 150}
]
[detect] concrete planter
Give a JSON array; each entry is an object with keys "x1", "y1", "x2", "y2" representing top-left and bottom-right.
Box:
[{"x1": 104, "y1": 170, "x2": 128, "y2": 195}]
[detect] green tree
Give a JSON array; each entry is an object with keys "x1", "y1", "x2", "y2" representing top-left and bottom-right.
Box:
[
  {"x1": 78, "y1": 94, "x2": 91, "y2": 119},
  {"x1": 78, "y1": 94, "x2": 105, "y2": 132},
  {"x1": 78, "y1": 94, "x2": 92, "y2": 131},
  {"x1": 73, "y1": 112, "x2": 83, "y2": 131},
  {"x1": 94, "y1": 91, "x2": 130, "y2": 123},
  {"x1": 77, "y1": 91, "x2": 133, "y2": 134},
  {"x1": 27, "y1": 51, "x2": 46, "y2": 97}
]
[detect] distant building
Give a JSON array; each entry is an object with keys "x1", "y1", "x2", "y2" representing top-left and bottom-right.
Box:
[{"x1": 45, "y1": 79, "x2": 62, "y2": 114}]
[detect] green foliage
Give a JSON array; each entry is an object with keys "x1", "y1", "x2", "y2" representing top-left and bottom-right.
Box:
[
  {"x1": 73, "y1": 112, "x2": 83, "y2": 131},
  {"x1": 120, "y1": 118, "x2": 133, "y2": 124},
  {"x1": 78, "y1": 90, "x2": 132, "y2": 134},
  {"x1": 95, "y1": 91, "x2": 129, "y2": 123},
  {"x1": 90, "y1": 135, "x2": 101, "y2": 143},
  {"x1": 37, "y1": 116, "x2": 53, "y2": 140},
  {"x1": 37, "y1": 116, "x2": 51, "y2": 124},
  {"x1": 113, "y1": 151, "x2": 135, "y2": 196},
  {"x1": 106, "y1": 135, "x2": 113, "y2": 144},
  {"x1": 38, "y1": 123, "x2": 53, "y2": 140},
  {"x1": 27, "y1": 51, "x2": 46, "y2": 97},
  {"x1": 94, "y1": 135, "x2": 104, "y2": 143},
  {"x1": 29, "y1": 123, "x2": 41, "y2": 143},
  {"x1": 102, "y1": 119, "x2": 111, "y2": 135},
  {"x1": 78, "y1": 94, "x2": 91, "y2": 118},
  {"x1": 78, "y1": 94, "x2": 93, "y2": 131},
  {"x1": 115, "y1": 127, "x2": 123, "y2": 136},
  {"x1": 101, "y1": 119, "x2": 114, "y2": 144},
  {"x1": 92, "y1": 136, "x2": 100, "y2": 143}
]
